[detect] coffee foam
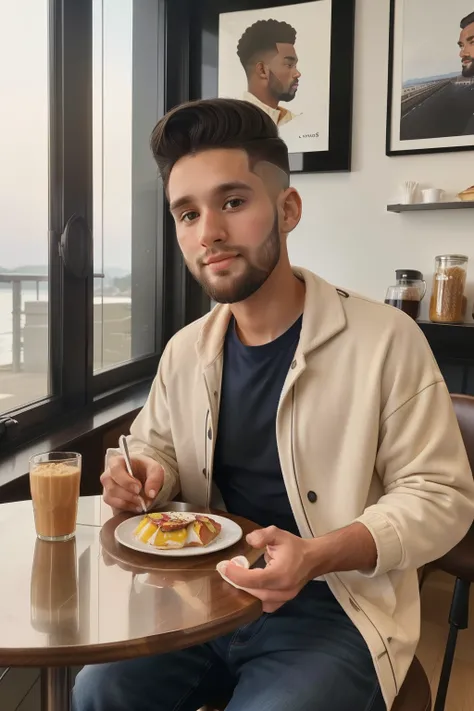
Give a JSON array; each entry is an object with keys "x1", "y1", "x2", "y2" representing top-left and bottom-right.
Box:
[{"x1": 31, "y1": 463, "x2": 80, "y2": 478}]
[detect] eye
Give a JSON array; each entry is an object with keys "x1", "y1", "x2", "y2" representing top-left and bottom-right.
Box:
[
  {"x1": 181, "y1": 210, "x2": 199, "y2": 223},
  {"x1": 223, "y1": 198, "x2": 245, "y2": 210}
]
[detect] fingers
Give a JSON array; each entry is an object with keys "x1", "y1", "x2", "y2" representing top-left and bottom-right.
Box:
[
  {"x1": 102, "y1": 485, "x2": 144, "y2": 513},
  {"x1": 246, "y1": 525, "x2": 286, "y2": 549},
  {"x1": 224, "y1": 560, "x2": 284, "y2": 590},
  {"x1": 101, "y1": 454, "x2": 163, "y2": 513},
  {"x1": 141, "y1": 461, "x2": 164, "y2": 500},
  {"x1": 106, "y1": 456, "x2": 142, "y2": 494}
]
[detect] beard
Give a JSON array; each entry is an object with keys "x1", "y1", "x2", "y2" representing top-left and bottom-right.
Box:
[
  {"x1": 186, "y1": 214, "x2": 281, "y2": 304},
  {"x1": 462, "y1": 58, "x2": 474, "y2": 77},
  {"x1": 268, "y1": 70, "x2": 297, "y2": 103}
]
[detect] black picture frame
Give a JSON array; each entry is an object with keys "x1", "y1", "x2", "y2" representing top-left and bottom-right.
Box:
[
  {"x1": 187, "y1": 0, "x2": 356, "y2": 174},
  {"x1": 386, "y1": 0, "x2": 474, "y2": 157}
]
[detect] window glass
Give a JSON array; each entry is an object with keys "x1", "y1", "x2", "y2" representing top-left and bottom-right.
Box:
[
  {"x1": 93, "y1": 0, "x2": 159, "y2": 373},
  {"x1": 0, "y1": 1, "x2": 50, "y2": 412}
]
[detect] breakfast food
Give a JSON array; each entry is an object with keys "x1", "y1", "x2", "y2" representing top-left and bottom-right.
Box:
[
  {"x1": 458, "y1": 185, "x2": 474, "y2": 202},
  {"x1": 133, "y1": 512, "x2": 222, "y2": 549}
]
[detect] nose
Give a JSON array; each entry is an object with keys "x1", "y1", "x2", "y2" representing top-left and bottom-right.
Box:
[
  {"x1": 294, "y1": 68, "x2": 301, "y2": 79},
  {"x1": 198, "y1": 209, "x2": 227, "y2": 249}
]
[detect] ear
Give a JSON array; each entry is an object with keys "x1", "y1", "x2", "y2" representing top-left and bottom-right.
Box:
[
  {"x1": 255, "y1": 60, "x2": 269, "y2": 81},
  {"x1": 278, "y1": 188, "x2": 302, "y2": 235}
]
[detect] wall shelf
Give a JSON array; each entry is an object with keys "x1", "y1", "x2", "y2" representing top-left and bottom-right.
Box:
[
  {"x1": 387, "y1": 202, "x2": 474, "y2": 213},
  {"x1": 417, "y1": 321, "x2": 474, "y2": 361}
]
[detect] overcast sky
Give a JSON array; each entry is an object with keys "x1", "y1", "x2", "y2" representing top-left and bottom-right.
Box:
[
  {"x1": 402, "y1": 0, "x2": 474, "y2": 81},
  {"x1": 1, "y1": 0, "x2": 134, "y2": 271}
]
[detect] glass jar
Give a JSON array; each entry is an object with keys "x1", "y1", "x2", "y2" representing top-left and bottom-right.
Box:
[
  {"x1": 429, "y1": 255, "x2": 468, "y2": 323},
  {"x1": 384, "y1": 270, "x2": 426, "y2": 320}
]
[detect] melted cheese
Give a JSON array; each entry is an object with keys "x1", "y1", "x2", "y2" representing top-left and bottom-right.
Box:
[{"x1": 152, "y1": 528, "x2": 188, "y2": 548}]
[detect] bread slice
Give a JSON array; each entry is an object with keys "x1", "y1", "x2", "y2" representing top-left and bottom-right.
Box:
[{"x1": 458, "y1": 185, "x2": 474, "y2": 201}]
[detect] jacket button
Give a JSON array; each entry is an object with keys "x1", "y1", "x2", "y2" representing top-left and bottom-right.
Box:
[
  {"x1": 307, "y1": 491, "x2": 317, "y2": 503},
  {"x1": 208, "y1": 429, "x2": 212, "y2": 440},
  {"x1": 291, "y1": 359, "x2": 297, "y2": 369}
]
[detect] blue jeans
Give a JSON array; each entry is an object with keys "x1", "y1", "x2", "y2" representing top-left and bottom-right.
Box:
[{"x1": 73, "y1": 582, "x2": 386, "y2": 711}]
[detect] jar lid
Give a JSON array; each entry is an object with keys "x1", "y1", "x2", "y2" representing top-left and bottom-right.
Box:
[
  {"x1": 435, "y1": 255, "x2": 468, "y2": 264},
  {"x1": 395, "y1": 269, "x2": 423, "y2": 281}
]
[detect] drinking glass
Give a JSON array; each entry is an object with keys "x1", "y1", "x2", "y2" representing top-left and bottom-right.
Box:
[{"x1": 29, "y1": 452, "x2": 82, "y2": 541}]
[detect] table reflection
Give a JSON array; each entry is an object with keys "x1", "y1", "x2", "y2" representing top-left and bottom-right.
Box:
[
  {"x1": 128, "y1": 571, "x2": 214, "y2": 638},
  {"x1": 30, "y1": 539, "x2": 79, "y2": 645}
]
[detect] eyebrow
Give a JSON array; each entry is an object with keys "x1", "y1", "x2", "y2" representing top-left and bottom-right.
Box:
[
  {"x1": 459, "y1": 35, "x2": 474, "y2": 45},
  {"x1": 284, "y1": 55, "x2": 297, "y2": 62},
  {"x1": 169, "y1": 181, "x2": 254, "y2": 212}
]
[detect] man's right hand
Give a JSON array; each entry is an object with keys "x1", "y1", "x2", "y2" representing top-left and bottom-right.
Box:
[{"x1": 101, "y1": 454, "x2": 164, "y2": 513}]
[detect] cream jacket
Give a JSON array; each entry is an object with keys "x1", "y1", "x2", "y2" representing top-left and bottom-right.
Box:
[
  {"x1": 126, "y1": 268, "x2": 474, "y2": 709},
  {"x1": 243, "y1": 91, "x2": 298, "y2": 126}
]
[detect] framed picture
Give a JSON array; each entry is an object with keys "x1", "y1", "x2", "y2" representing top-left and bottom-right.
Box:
[
  {"x1": 189, "y1": 0, "x2": 355, "y2": 173},
  {"x1": 387, "y1": 0, "x2": 474, "y2": 156}
]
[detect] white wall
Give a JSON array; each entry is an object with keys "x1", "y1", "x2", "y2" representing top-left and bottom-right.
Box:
[{"x1": 289, "y1": 0, "x2": 474, "y2": 321}]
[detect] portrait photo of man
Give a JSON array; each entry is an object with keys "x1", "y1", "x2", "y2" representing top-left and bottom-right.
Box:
[
  {"x1": 218, "y1": 1, "x2": 333, "y2": 156},
  {"x1": 237, "y1": 19, "x2": 301, "y2": 126},
  {"x1": 459, "y1": 10, "x2": 474, "y2": 77},
  {"x1": 399, "y1": 6, "x2": 474, "y2": 142}
]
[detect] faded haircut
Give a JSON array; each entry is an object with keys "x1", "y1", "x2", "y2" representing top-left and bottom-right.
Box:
[
  {"x1": 237, "y1": 19, "x2": 297, "y2": 75},
  {"x1": 150, "y1": 98, "x2": 290, "y2": 190}
]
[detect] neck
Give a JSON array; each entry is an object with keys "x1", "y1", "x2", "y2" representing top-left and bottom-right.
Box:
[
  {"x1": 247, "y1": 82, "x2": 279, "y2": 110},
  {"x1": 231, "y1": 257, "x2": 305, "y2": 346}
]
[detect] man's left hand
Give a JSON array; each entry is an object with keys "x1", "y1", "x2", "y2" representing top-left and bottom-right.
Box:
[{"x1": 222, "y1": 526, "x2": 321, "y2": 613}]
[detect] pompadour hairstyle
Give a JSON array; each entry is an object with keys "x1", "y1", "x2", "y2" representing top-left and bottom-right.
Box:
[
  {"x1": 461, "y1": 11, "x2": 474, "y2": 28},
  {"x1": 237, "y1": 19, "x2": 296, "y2": 73},
  {"x1": 150, "y1": 98, "x2": 290, "y2": 189}
]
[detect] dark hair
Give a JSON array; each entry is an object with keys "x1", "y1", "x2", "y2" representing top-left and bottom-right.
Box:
[
  {"x1": 461, "y1": 11, "x2": 474, "y2": 28},
  {"x1": 237, "y1": 19, "x2": 296, "y2": 74},
  {"x1": 150, "y1": 98, "x2": 290, "y2": 189}
]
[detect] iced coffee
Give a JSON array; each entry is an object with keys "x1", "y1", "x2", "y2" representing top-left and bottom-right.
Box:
[{"x1": 29, "y1": 452, "x2": 82, "y2": 541}]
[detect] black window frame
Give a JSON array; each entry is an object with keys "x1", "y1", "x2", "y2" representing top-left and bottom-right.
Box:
[{"x1": 0, "y1": 0, "x2": 209, "y2": 454}]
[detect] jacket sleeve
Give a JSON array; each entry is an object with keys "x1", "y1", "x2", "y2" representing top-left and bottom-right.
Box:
[
  {"x1": 356, "y1": 379, "x2": 474, "y2": 576},
  {"x1": 124, "y1": 343, "x2": 180, "y2": 506}
]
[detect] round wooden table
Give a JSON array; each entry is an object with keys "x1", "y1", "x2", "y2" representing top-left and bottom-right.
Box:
[{"x1": 0, "y1": 496, "x2": 263, "y2": 711}]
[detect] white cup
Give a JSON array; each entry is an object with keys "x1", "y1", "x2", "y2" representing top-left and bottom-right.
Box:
[{"x1": 421, "y1": 188, "x2": 444, "y2": 203}]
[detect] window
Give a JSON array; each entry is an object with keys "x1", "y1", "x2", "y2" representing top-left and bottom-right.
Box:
[
  {"x1": 0, "y1": 1, "x2": 50, "y2": 412},
  {"x1": 93, "y1": 0, "x2": 159, "y2": 373},
  {"x1": 0, "y1": 0, "x2": 207, "y2": 451}
]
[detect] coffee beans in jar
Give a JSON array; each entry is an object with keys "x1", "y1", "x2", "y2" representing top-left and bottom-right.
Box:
[{"x1": 429, "y1": 255, "x2": 468, "y2": 323}]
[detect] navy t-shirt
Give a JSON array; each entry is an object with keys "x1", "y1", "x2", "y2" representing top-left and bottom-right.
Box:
[{"x1": 213, "y1": 315, "x2": 303, "y2": 536}]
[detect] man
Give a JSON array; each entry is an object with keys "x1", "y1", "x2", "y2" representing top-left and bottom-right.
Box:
[
  {"x1": 459, "y1": 11, "x2": 474, "y2": 77},
  {"x1": 236, "y1": 19, "x2": 301, "y2": 126},
  {"x1": 73, "y1": 98, "x2": 474, "y2": 711},
  {"x1": 401, "y1": 10, "x2": 474, "y2": 140}
]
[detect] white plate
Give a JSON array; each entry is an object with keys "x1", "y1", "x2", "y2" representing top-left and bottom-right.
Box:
[{"x1": 114, "y1": 514, "x2": 243, "y2": 557}]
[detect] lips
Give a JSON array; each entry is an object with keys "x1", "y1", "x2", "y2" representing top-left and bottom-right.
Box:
[{"x1": 204, "y1": 253, "x2": 238, "y2": 266}]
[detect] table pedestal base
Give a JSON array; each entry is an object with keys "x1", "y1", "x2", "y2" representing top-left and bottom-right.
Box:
[{"x1": 41, "y1": 667, "x2": 71, "y2": 711}]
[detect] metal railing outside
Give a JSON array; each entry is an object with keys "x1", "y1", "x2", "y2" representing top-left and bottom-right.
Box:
[{"x1": 0, "y1": 274, "x2": 48, "y2": 373}]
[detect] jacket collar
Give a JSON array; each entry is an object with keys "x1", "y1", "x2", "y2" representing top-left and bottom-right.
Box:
[{"x1": 195, "y1": 268, "x2": 347, "y2": 368}]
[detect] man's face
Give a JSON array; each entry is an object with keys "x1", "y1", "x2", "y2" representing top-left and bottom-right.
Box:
[
  {"x1": 168, "y1": 149, "x2": 282, "y2": 304},
  {"x1": 267, "y1": 43, "x2": 300, "y2": 102},
  {"x1": 459, "y1": 22, "x2": 474, "y2": 77}
]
